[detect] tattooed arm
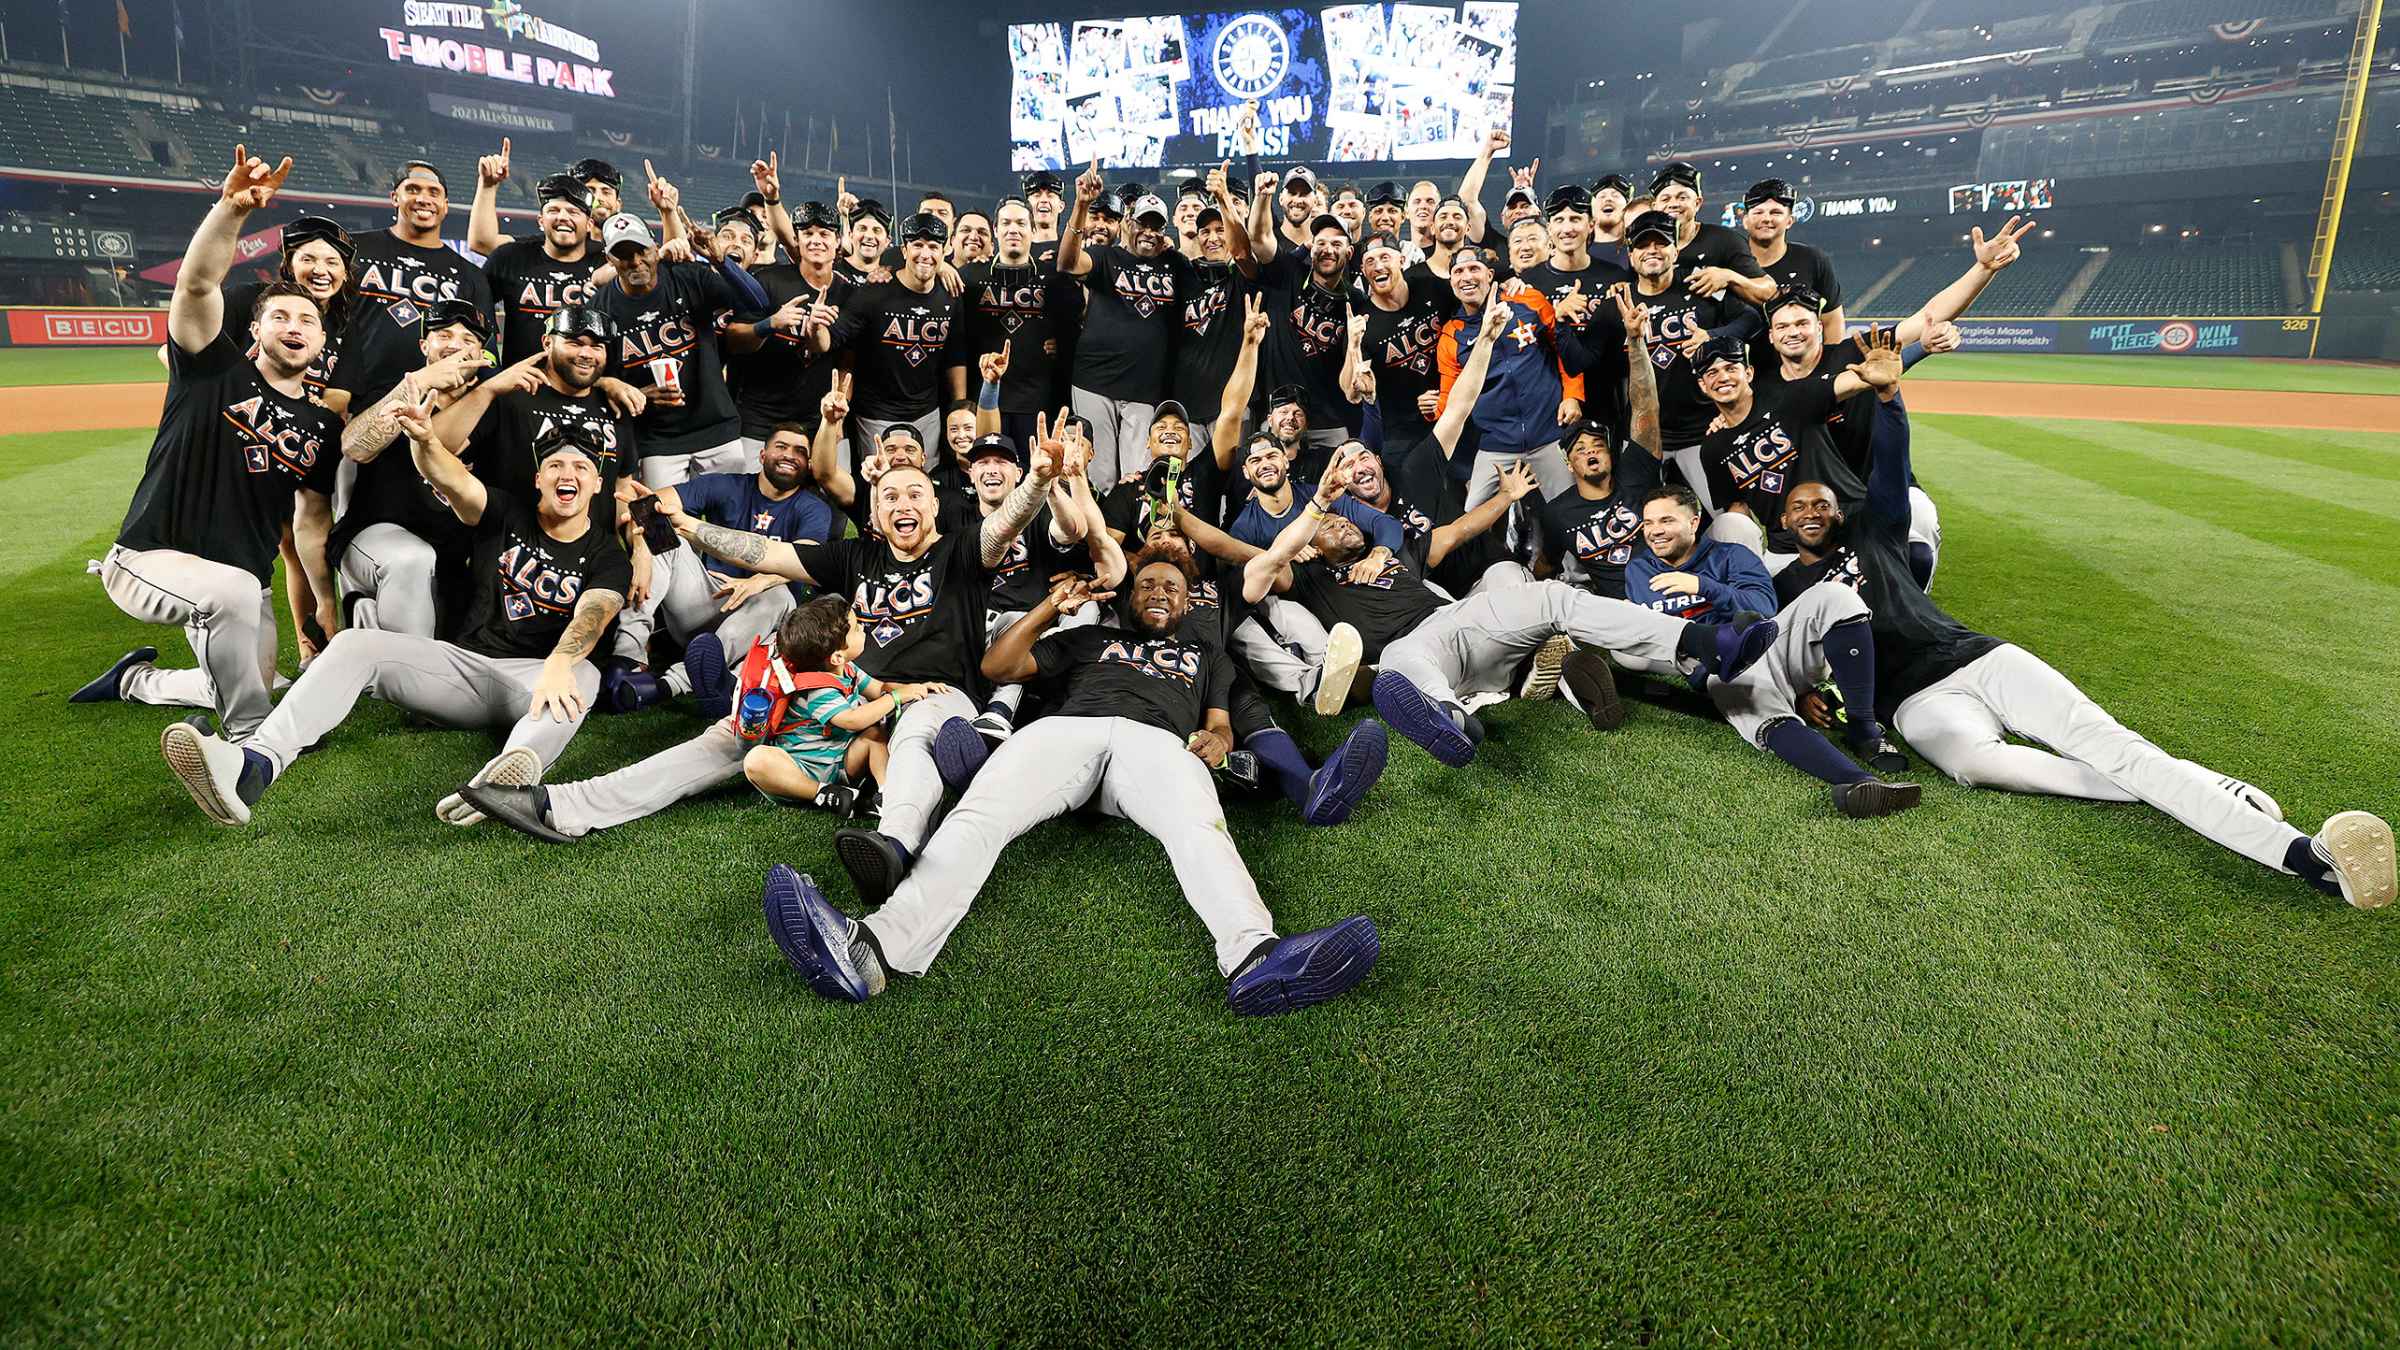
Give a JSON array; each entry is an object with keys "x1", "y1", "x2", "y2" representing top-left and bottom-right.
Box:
[
  {"x1": 979, "y1": 445, "x2": 1060, "y2": 567},
  {"x1": 674, "y1": 516, "x2": 816, "y2": 584},
  {"x1": 528, "y1": 587, "x2": 625, "y2": 721}
]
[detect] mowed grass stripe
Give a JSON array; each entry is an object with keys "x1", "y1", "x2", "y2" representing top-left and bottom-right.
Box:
[
  {"x1": 2044, "y1": 420, "x2": 2400, "y2": 515},
  {"x1": 0, "y1": 430, "x2": 153, "y2": 581},
  {"x1": 1910, "y1": 352, "x2": 2400, "y2": 396},
  {"x1": 2149, "y1": 420, "x2": 2400, "y2": 482},
  {"x1": 1927, "y1": 414, "x2": 2400, "y2": 589}
]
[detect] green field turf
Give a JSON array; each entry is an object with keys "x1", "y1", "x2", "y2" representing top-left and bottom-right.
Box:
[
  {"x1": 1910, "y1": 351, "x2": 2400, "y2": 395},
  {"x1": 0, "y1": 346, "x2": 168, "y2": 387},
  {"x1": 4, "y1": 411, "x2": 2397, "y2": 1344}
]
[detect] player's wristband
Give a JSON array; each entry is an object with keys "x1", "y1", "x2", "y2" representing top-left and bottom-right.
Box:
[{"x1": 979, "y1": 379, "x2": 1001, "y2": 411}]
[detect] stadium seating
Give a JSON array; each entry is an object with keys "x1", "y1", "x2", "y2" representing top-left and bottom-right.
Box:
[
  {"x1": 2073, "y1": 245, "x2": 2289, "y2": 314},
  {"x1": 2326, "y1": 236, "x2": 2400, "y2": 291},
  {"x1": 2095, "y1": 0, "x2": 2350, "y2": 48},
  {"x1": 1851, "y1": 249, "x2": 2088, "y2": 320},
  {"x1": 0, "y1": 83, "x2": 159, "y2": 178}
]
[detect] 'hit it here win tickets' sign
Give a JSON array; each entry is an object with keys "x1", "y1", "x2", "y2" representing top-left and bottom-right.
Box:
[
  {"x1": 1009, "y1": 3, "x2": 1518, "y2": 170},
  {"x1": 380, "y1": 1, "x2": 617, "y2": 98}
]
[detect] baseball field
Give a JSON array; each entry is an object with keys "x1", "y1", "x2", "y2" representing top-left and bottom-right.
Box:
[{"x1": 4, "y1": 348, "x2": 2397, "y2": 1344}]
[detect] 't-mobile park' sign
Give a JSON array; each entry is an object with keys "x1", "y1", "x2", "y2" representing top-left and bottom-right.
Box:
[{"x1": 379, "y1": 2, "x2": 616, "y2": 98}]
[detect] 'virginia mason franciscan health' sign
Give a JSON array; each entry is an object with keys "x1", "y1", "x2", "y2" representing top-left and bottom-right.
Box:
[{"x1": 379, "y1": 1, "x2": 616, "y2": 98}]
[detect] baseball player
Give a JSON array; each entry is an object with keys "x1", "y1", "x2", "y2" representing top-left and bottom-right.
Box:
[
  {"x1": 808, "y1": 376, "x2": 978, "y2": 541},
  {"x1": 1586, "y1": 173, "x2": 1634, "y2": 250},
  {"x1": 1740, "y1": 179, "x2": 1843, "y2": 344},
  {"x1": 837, "y1": 194, "x2": 891, "y2": 285},
  {"x1": 1779, "y1": 364, "x2": 2395, "y2": 911},
  {"x1": 1021, "y1": 169, "x2": 1067, "y2": 258},
  {"x1": 467, "y1": 138, "x2": 603, "y2": 364},
  {"x1": 816, "y1": 212, "x2": 968, "y2": 475},
  {"x1": 668, "y1": 427, "x2": 1068, "y2": 908},
  {"x1": 1592, "y1": 209, "x2": 1762, "y2": 507},
  {"x1": 77, "y1": 147, "x2": 343, "y2": 742},
  {"x1": 1534, "y1": 284, "x2": 1665, "y2": 607},
  {"x1": 1689, "y1": 333, "x2": 1899, "y2": 570},
  {"x1": 1168, "y1": 165, "x2": 1262, "y2": 444},
  {"x1": 592, "y1": 204, "x2": 770, "y2": 487},
  {"x1": 1435, "y1": 245, "x2": 1583, "y2": 506},
  {"x1": 159, "y1": 408, "x2": 628, "y2": 827},
  {"x1": 1519, "y1": 184, "x2": 1634, "y2": 433},
  {"x1": 1249, "y1": 201, "x2": 1356, "y2": 454},
  {"x1": 567, "y1": 158, "x2": 625, "y2": 237},
  {"x1": 322, "y1": 298, "x2": 494, "y2": 638},
  {"x1": 1350, "y1": 231, "x2": 1458, "y2": 508},
  {"x1": 731, "y1": 198, "x2": 851, "y2": 460},
  {"x1": 953, "y1": 199, "x2": 1081, "y2": 453},
  {"x1": 1752, "y1": 217, "x2": 2038, "y2": 588},
  {"x1": 1057, "y1": 159, "x2": 1192, "y2": 492},
  {"x1": 760, "y1": 556, "x2": 1383, "y2": 1015},
  {"x1": 323, "y1": 160, "x2": 493, "y2": 418},
  {"x1": 1643, "y1": 162, "x2": 1774, "y2": 306}
]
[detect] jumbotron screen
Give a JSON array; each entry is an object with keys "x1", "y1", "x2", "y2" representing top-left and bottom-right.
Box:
[{"x1": 1007, "y1": 4, "x2": 1518, "y2": 171}]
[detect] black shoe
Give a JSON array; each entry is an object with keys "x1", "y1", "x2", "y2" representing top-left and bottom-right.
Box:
[
  {"x1": 1850, "y1": 733, "x2": 1911, "y2": 777},
  {"x1": 1832, "y1": 780, "x2": 1922, "y2": 819},
  {"x1": 460, "y1": 784, "x2": 574, "y2": 843},
  {"x1": 1218, "y1": 749, "x2": 1265, "y2": 793},
  {"x1": 70, "y1": 646, "x2": 157, "y2": 703},
  {"x1": 834, "y1": 827, "x2": 912, "y2": 906},
  {"x1": 1558, "y1": 650, "x2": 1625, "y2": 730},
  {"x1": 811, "y1": 783, "x2": 861, "y2": 816}
]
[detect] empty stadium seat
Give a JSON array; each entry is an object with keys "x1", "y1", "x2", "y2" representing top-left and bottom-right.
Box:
[{"x1": 2073, "y1": 246, "x2": 2290, "y2": 314}]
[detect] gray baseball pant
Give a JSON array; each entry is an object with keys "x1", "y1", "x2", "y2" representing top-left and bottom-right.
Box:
[
  {"x1": 1894, "y1": 643, "x2": 2308, "y2": 872},
  {"x1": 879, "y1": 685, "x2": 979, "y2": 854},
  {"x1": 1380, "y1": 579, "x2": 1686, "y2": 711},
  {"x1": 1067, "y1": 388, "x2": 1156, "y2": 495},
  {"x1": 656, "y1": 547, "x2": 798, "y2": 652},
  {"x1": 243, "y1": 628, "x2": 600, "y2": 778},
  {"x1": 861, "y1": 716, "x2": 1278, "y2": 977},
  {"x1": 1234, "y1": 599, "x2": 1331, "y2": 695},
  {"x1": 1708, "y1": 582, "x2": 1869, "y2": 745},
  {"x1": 99, "y1": 544, "x2": 277, "y2": 740},
  {"x1": 338, "y1": 522, "x2": 441, "y2": 637},
  {"x1": 639, "y1": 436, "x2": 752, "y2": 488},
  {"x1": 1464, "y1": 440, "x2": 1571, "y2": 509},
  {"x1": 1908, "y1": 485, "x2": 1942, "y2": 586},
  {"x1": 1704, "y1": 511, "x2": 1797, "y2": 575},
  {"x1": 546, "y1": 719, "x2": 749, "y2": 837}
]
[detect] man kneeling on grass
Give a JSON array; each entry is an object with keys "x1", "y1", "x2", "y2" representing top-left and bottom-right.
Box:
[{"x1": 761, "y1": 551, "x2": 1383, "y2": 1015}]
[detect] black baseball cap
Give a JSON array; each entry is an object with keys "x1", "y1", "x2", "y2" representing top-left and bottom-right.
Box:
[
  {"x1": 1308, "y1": 212, "x2": 1346, "y2": 238},
  {"x1": 1177, "y1": 178, "x2": 1211, "y2": 200},
  {"x1": 1744, "y1": 178, "x2": 1796, "y2": 210},
  {"x1": 1544, "y1": 184, "x2": 1593, "y2": 217},
  {"x1": 1590, "y1": 173, "x2": 1634, "y2": 200},
  {"x1": 851, "y1": 198, "x2": 891, "y2": 227},
  {"x1": 711, "y1": 204, "x2": 761, "y2": 230},
  {"x1": 281, "y1": 215, "x2": 354, "y2": 264},
  {"x1": 1504, "y1": 185, "x2": 1534, "y2": 208},
  {"x1": 1113, "y1": 181, "x2": 1151, "y2": 210},
  {"x1": 1284, "y1": 166, "x2": 1318, "y2": 191},
  {"x1": 1365, "y1": 181, "x2": 1403, "y2": 207},
  {"x1": 391, "y1": 160, "x2": 446, "y2": 190},
  {"x1": 423, "y1": 297, "x2": 488, "y2": 338},
  {"x1": 1022, "y1": 168, "x2": 1065, "y2": 194},
  {"x1": 533, "y1": 422, "x2": 601, "y2": 468},
  {"x1": 569, "y1": 158, "x2": 623, "y2": 188},
  {"x1": 535, "y1": 174, "x2": 591, "y2": 214},
  {"x1": 1153, "y1": 398, "x2": 1191, "y2": 426},
  {"x1": 1649, "y1": 161, "x2": 1701, "y2": 195},
  {"x1": 965, "y1": 433, "x2": 1019, "y2": 464},
  {"x1": 1767, "y1": 284, "x2": 1828, "y2": 321},
  {"x1": 1626, "y1": 209, "x2": 1678, "y2": 246},
  {"x1": 898, "y1": 211, "x2": 950, "y2": 244},
  {"x1": 1267, "y1": 383, "x2": 1306, "y2": 410},
  {"x1": 1696, "y1": 336, "x2": 1751, "y2": 372},
  {"x1": 1194, "y1": 204, "x2": 1226, "y2": 229},
  {"x1": 543, "y1": 304, "x2": 618, "y2": 341},
  {"x1": 791, "y1": 200, "x2": 841, "y2": 231}
]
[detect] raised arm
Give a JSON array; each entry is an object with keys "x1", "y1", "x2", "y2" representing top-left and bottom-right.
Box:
[
  {"x1": 1432, "y1": 301, "x2": 1507, "y2": 454},
  {"x1": 394, "y1": 402, "x2": 489, "y2": 526},
  {"x1": 1055, "y1": 157, "x2": 1103, "y2": 278},
  {"x1": 170, "y1": 146, "x2": 292, "y2": 354},
  {"x1": 665, "y1": 494, "x2": 815, "y2": 583},
  {"x1": 347, "y1": 351, "x2": 486, "y2": 463},
  {"x1": 751, "y1": 153, "x2": 796, "y2": 263},
  {"x1": 810, "y1": 374, "x2": 858, "y2": 509},
  {"x1": 1851, "y1": 332, "x2": 1914, "y2": 522},
  {"x1": 1247, "y1": 169, "x2": 1280, "y2": 265},
  {"x1": 980, "y1": 414, "x2": 1065, "y2": 566},
  {"x1": 1170, "y1": 504, "x2": 1259, "y2": 564},
  {"x1": 1616, "y1": 285, "x2": 1663, "y2": 458},
  {"x1": 1242, "y1": 448, "x2": 1358, "y2": 603},
  {"x1": 1214, "y1": 294, "x2": 1269, "y2": 469},
  {"x1": 1427, "y1": 460, "x2": 1536, "y2": 566},
  {"x1": 984, "y1": 575, "x2": 1104, "y2": 685},
  {"x1": 1455, "y1": 129, "x2": 1508, "y2": 242},
  {"x1": 468, "y1": 138, "x2": 511, "y2": 256},
  {"x1": 1901, "y1": 215, "x2": 2035, "y2": 346}
]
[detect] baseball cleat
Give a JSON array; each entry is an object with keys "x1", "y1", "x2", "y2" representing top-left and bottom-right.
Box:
[
  {"x1": 761, "y1": 864, "x2": 886, "y2": 1003},
  {"x1": 1558, "y1": 649, "x2": 1626, "y2": 730},
  {"x1": 2315, "y1": 811, "x2": 2395, "y2": 910},
  {"x1": 1852, "y1": 733, "x2": 1911, "y2": 777},
  {"x1": 2215, "y1": 775, "x2": 2283, "y2": 822},
  {"x1": 601, "y1": 666, "x2": 667, "y2": 714},
  {"x1": 437, "y1": 746, "x2": 542, "y2": 827},
  {"x1": 1517, "y1": 633, "x2": 1573, "y2": 701},
  {"x1": 1302, "y1": 720, "x2": 1388, "y2": 827},
  {"x1": 810, "y1": 782, "x2": 861, "y2": 816},
  {"x1": 1226, "y1": 914, "x2": 1381, "y2": 1015},
  {"x1": 461, "y1": 784, "x2": 573, "y2": 844},
  {"x1": 1312, "y1": 623, "x2": 1364, "y2": 716},
  {"x1": 685, "y1": 632, "x2": 732, "y2": 722},
  {"x1": 160, "y1": 720, "x2": 265, "y2": 827},
  {"x1": 969, "y1": 711, "x2": 1015, "y2": 747},
  {"x1": 1710, "y1": 616, "x2": 1779, "y2": 684},
  {"x1": 931, "y1": 716, "x2": 990, "y2": 792},
  {"x1": 70, "y1": 646, "x2": 158, "y2": 703},
  {"x1": 1218, "y1": 749, "x2": 1265, "y2": 793},
  {"x1": 1832, "y1": 780, "x2": 1922, "y2": 819},
  {"x1": 1371, "y1": 670, "x2": 1474, "y2": 767},
  {"x1": 834, "y1": 827, "x2": 912, "y2": 907}
]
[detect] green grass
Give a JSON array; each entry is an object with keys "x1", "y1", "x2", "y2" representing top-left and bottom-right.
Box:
[
  {"x1": 1911, "y1": 351, "x2": 2400, "y2": 395},
  {"x1": 4, "y1": 412, "x2": 2398, "y2": 1345},
  {"x1": 0, "y1": 346, "x2": 166, "y2": 387}
]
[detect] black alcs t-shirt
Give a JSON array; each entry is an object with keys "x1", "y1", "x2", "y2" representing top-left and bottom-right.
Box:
[
  {"x1": 457, "y1": 488, "x2": 634, "y2": 660},
  {"x1": 1074, "y1": 244, "x2": 1188, "y2": 403},
  {"x1": 117, "y1": 331, "x2": 343, "y2": 584},
  {"x1": 1536, "y1": 445, "x2": 1661, "y2": 600},
  {"x1": 1592, "y1": 276, "x2": 1755, "y2": 450},
  {"x1": 1677, "y1": 221, "x2": 1765, "y2": 280},
  {"x1": 792, "y1": 533, "x2": 992, "y2": 695},
  {"x1": 955, "y1": 260, "x2": 1073, "y2": 418},
  {"x1": 1255, "y1": 248, "x2": 1352, "y2": 431},
  {"x1": 595, "y1": 261, "x2": 751, "y2": 458},
  {"x1": 1285, "y1": 548, "x2": 1447, "y2": 661},
  {"x1": 466, "y1": 385, "x2": 636, "y2": 520},
  {"x1": 482, "y1": 235, "x2": 604, "y2": 365},
  {"x1": 1700, "y1": 377, "x2": 1839, "y2": 549},
  {"x1": 728, "y1": 264, "x2": 852, "y2": 440},
  {"x1": 1359, "y1": 278, "x2": 1455, "y2": 451},
  {"x1": 985, "y1": 504, "x2": 1084, "y2": 613},
  {"x1": 1172, "y1": 259, "x2": 1251, "y2": 427},
  {"x1": 334, "y1": 230, "x2": 494, "y2": 409},
  {"x1": 1756, "y1": 240, "x2": 1843, "y2": 310},
  {"x1": 1032, "y1": 623, "x2": 1234, "y2": 738},
  {"x1": 825, "y1": 278, "x2": 964, "y2": 422}
]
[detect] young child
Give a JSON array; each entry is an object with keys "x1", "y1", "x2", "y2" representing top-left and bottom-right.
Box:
[{"x1": 740, "y1": 595, "x2": 949, "y2": 812}]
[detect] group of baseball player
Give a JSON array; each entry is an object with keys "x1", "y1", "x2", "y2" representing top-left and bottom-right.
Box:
[{"x1": 77, "y1": 116, "x2": 2397, "y2": 1018}]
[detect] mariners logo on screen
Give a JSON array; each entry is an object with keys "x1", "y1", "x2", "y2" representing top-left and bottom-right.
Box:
[{"x1": 1213, "y1": 14, "x2": 1290, "y2": 100}]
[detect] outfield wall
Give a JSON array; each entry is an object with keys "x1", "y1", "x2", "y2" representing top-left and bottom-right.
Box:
[
  {"x1": 0, "y1": 305, "x2": 166, "y2": 347},
  {"x1": 1850, "y1": 315, "x2": 2320, "y2": 357}
]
